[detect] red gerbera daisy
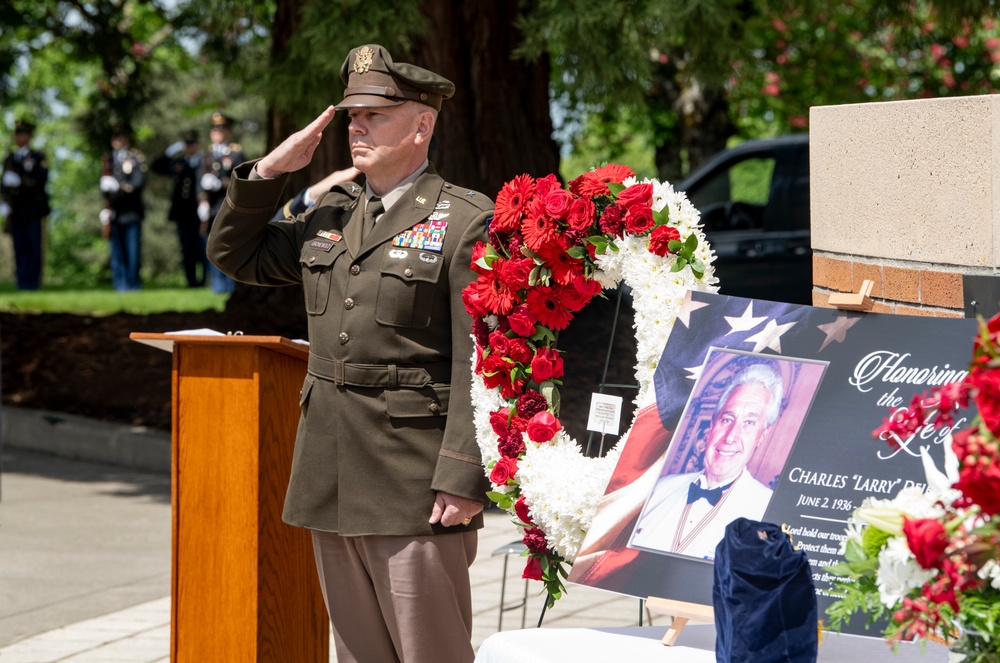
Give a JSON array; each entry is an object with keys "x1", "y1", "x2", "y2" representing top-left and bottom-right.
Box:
[
  {"x1": 477, "y1": 260, "x2": 519, "y2": 314},
  {"x1": 570, "y1": 163, "x2": 635, "y2": 198},
  {"x1": 536, "y1": 238, "x2": 584, "y2": 286},
  {"x1": 493, "y1": 174, "x2": 535, "y2": 234},
  {"x1": 525, "y1": 285, "x2": 573, "y2": 330},
  {"x1": 521, "y1": 198, "x2": 559, "y2": 252}
]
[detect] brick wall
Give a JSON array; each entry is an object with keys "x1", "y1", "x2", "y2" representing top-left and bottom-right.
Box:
[{"x1": 812, "y1": 253, "x2": 964, "y2": 318}]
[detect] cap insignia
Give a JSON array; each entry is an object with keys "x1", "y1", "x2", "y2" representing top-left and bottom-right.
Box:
[{"x1": 354, "y1": 46, "x2": 375, "y2": 74}]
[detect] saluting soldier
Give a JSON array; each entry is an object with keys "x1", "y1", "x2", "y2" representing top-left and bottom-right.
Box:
[
  {"x1": 208, "y1": 45, "x2": 493, "y2": 663},
  {"x1": 198, "y1": 111, "x2": 245, "y2": 294},
  {"x1": 1, "y1": 119, "x2": 50, "y2": 290},
  {"x1": 152, "y1": 129, "x2": 206, "y2": 287},
  {"x1": 100, "y1": 127, "x2": 147, "y2": 291}
]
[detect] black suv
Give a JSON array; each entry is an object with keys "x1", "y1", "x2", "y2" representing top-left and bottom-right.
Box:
[{"x1": 679, "y1": 134, "x2": 811, "y2": 305}]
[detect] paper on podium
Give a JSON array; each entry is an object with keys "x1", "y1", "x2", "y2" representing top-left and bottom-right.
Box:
[{"x1": 134, "y1": 329, "x2": 225, "y2": 352}]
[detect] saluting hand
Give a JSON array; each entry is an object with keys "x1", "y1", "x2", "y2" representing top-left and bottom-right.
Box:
[
  {"x1": 256, "y1": 106, "x2": 337, "y2": 179},
  {"x1": 429, "y1": 491, "x2": 484, "y2": 527}
]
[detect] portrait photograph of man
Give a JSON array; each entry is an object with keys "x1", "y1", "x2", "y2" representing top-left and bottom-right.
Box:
[{"x1": 628, "y1": 349, "x2": 826, "y2": 561}]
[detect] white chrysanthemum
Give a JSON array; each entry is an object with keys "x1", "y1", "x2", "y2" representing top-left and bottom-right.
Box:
[
  {"x1": 471, "y1": 175, "x2": 716, "y2": 565},
  {"x1": 979, "y1": 559, "x2": 1000, "y2": 590},
  {"x1": 875, "y1": 536, "x2": 936, "y2": 608}
]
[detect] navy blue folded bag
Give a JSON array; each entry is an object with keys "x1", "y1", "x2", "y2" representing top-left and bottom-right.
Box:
[{"x1": 713, "y1": 518, "x2": 818, "y2": 663}]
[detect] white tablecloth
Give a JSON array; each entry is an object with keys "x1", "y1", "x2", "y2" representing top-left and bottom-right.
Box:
[{"x1": 475, "y1": 624, "x2": 950, "y2": 663}]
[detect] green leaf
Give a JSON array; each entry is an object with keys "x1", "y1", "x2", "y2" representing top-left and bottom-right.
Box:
[
  {"x1": 667, "y1": 239, "x2": 683, "y2": 252},
  {"x1": 530, "y1": 326, "x2": 556, "y2": 344},
  {"x1": 607, "y1": 182, "x2": 626, "y2": 196},
  {"x1": 528, "y1": 266, "x2": 542, "y2": 286},
  {"x1": 684, "y1": 233, "x2": 698, "y2": 250},
  {"x1": 566, "y1": 246, "x2": 586, "y2": 259},
  {"x1": 653, "y1": 208, "x2": 670, "y2": 226}
]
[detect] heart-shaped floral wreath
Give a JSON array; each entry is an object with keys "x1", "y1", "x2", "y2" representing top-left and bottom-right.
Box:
[{"x1": 464, "y1": 164, "x2": 717, "y2": 604}]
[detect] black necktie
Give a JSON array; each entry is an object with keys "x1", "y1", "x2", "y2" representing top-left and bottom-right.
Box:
[
  {"x1": 362, "y1": 197, "x2": 383, "y2": 240},
  {"x1": 687, "y1": 481, "x2": 732, "y2": 506}
]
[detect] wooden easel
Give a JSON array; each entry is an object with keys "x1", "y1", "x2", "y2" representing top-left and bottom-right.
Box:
[
  {"x1": 827, "y1": 279, "x2": 875, "y2": 311},
  {"x1": 644, "y1": 597, "x2": 715, "y2": 646}
]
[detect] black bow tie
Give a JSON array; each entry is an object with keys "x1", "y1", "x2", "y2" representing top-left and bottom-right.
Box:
[{"x1": 687, "y1": 481, "x2": 732, "y2": 506}]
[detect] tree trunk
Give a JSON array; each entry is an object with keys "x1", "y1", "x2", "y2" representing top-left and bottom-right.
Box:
[{"x1": 413, "y1": 0, "x2": 560, "y2": 197}]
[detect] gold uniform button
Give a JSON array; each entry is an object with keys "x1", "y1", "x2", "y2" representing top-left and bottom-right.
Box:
[
  {"x1": 309, "y1": 256, "x2": 316, "y2": 263},
  {"x1": 350, "y1": 264, "x2": 361, "y2": 275},
  {"x1": 344, "y1": 298, "x2": 355, "y2": 310},
  {"x1": 404, "y1": 267, "x2": 413, "y2": 277},
  {"x1": 338, "y1": 332, "x2": 349, "y2": 344}
]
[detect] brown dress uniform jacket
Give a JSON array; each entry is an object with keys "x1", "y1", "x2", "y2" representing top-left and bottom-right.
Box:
[{"x1": 208, "y1": 160, "x2": 493, "y2": 536}]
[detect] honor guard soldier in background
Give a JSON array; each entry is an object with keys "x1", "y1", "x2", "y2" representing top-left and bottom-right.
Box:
[
  {"x1": 198, "y1": 111, "x2": 245, "y2": 294},
  {"x1": 1, "y1": 119, "x2": 50, "y2": 290},
  {"x1": 152, "y1": 129, "x2": 206, "y2": 287},
  {"x1": 100, "y1": 127, "x2": 146, "y2": 291},
  {"x1": 208, "y1": 44, "x2": 493, "y2": 663}
]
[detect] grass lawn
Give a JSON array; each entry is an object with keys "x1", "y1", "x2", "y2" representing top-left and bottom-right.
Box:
[{"x1": 0, "y1": 284, "x2": 228, "y2": 315}]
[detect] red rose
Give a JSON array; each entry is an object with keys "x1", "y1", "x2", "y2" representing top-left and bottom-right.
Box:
[
  {"x1": 507, "y1": 306, "x2": 537, "y2": 337},
  {"x1": 566, "y1": 197, "x2": 596, "y2": 232},
  {"x1": 522, "y1": 556, "x2": 543, "y2": 581},
  {"x1": 488, "y1": 330, "x2": 510, "y2": 356},
  {"x1": 624, "y1": 203, "x2": 655, "y2": 234},
  {"x1": 470, "y1": 241, "x2": 489, "y2": 273},
  {"x1": 544, "y1": 188, "x2": 574, "y2": 220},
  {"x1": 531, "y1": 347, "x2": 564, "y2": 382},
  {"x1": 462, "y1": 281, "x2": 488, "y2": 317},
  {"x1": 617, "y1": 182, "x2": 653, "y2": 209},
  {"x1": 501, "y1": 257, "x2": 534, "y2": 290},
  {"x1": 902, "y1": 517, "x2": 949, "y2": 569},
  {"x1": 489, "y1": 408, "x2": 510, "y2": 435},
  {"x1": 515, "y1": 495, "x2": 533, "y2": 524},
  {"x1": 527, "y1": 411, "x2": 562, "y2": 442},
  {"x1": 954, "y1": 462, "x2": 1000, "y2": 516},
  {"x1": 969, "y1": 368, "x2": 1000, "y2": 436},
  {"x1": 490, "y1": 457, "x2": 519, "y2": 485},
  {"x1": 648, "y1": 225, "x2": 681, "y2": 257},
  {"x1": 535, "y1": 173, "x2": 561, "y2": 198}
]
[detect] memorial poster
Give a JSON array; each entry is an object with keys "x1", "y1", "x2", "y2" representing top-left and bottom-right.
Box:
[{"x1": 567, "y1": 291, "x2": 977, "y2": 636}]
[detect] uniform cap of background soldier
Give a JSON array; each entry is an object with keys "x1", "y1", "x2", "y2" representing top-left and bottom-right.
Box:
[
  {"x1": 182, "y1": 129, "x2": 199, "y2": 144},
  {"x1": 14, "y1": 119, "x2": 36, "y2": 135},
  {"x1": 335, "y1": 44, "x2": 455, "y2": 112},
  {"x1": 211, "y1": 112, "x2": 234, "y2": 130}
]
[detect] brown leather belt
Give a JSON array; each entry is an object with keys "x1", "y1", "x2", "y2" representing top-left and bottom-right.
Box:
[{"x1": 308, "y1": 353, "x2": 451, "y2": 388}]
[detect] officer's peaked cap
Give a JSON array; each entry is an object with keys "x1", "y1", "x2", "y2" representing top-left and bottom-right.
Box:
[
  {"x1": 336, "y1": 44, "x2": 454, "y2": 112},
  {"x1": 211, "y1": 112, "x2": 235, "y2": 129}
]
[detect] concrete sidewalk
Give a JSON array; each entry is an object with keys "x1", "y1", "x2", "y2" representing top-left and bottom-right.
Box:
[{"x1": 0, "y1": 407, "x2": 650, "y2": 661}]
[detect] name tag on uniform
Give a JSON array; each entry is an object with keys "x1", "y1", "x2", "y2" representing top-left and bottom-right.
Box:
[
  {"x1": 392, "y1": 220, "x2": 447, "y2": 253},
  {"x1": 309, "y1": 239, "x2": 334, "y2": 252},
  {"x1": 317, "y1": 230, "x2": 342, "y2": 242}
]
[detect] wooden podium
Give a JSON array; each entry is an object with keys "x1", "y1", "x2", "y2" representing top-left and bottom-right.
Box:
[{"x1": 131, "y1": 333, "x2": 328, "y2": 662}]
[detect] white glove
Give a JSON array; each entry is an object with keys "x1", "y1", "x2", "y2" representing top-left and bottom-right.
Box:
[
  {"x1": 100, "y1": 175, "x2": 120, "y2": 193},
  {"x1": 2, "y1": 171, "x2": 21, "y2": 187},
  {"x1": 99, "y1": 208, "x2": 112, "y2": 225},
  {"x1": 200, "y1": 172, "x2": 222, "y2": 192},
  {"x1": 165, "y1": 141, "x2": 185, "y2": 158},
  {"x1": 0, "y1": 201, "x2": 10, "y2": 217},
  {"x1": 198, "y1": 200, "x2": 211, "y2": 222}
]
